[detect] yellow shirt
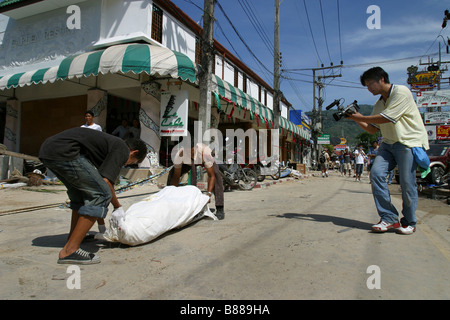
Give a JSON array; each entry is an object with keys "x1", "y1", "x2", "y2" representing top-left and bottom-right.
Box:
[{"x1": 371, "y1": 85, "x2": 429, "y2": 150}]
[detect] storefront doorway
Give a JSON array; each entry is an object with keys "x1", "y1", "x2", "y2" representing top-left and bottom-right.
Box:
[{"x1": 106, "y1": 94, "x2": 141, "y2": 136}]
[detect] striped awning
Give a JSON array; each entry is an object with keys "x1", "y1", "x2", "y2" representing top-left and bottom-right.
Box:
[
  {"x1": 211, "y1": 74, "x2": 310, "y2": 140},
  {"x1": 0, "y1": 43, "x2": 197, "y2": 90}
]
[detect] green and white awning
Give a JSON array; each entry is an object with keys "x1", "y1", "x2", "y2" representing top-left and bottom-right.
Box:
[
  {"x1": 211, "y1": 74, "x2": 310, "y2": 140},
  {"x1": 0, "y1": 43, "x2": 197, "y2": 90}
]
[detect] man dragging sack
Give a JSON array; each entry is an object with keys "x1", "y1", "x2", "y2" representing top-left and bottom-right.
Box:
[{"x1": 39, "y1": 127, "x2": 147, "y2": 264}]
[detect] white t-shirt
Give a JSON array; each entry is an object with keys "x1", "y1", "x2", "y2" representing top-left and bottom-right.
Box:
[
  {"x1": 81, "y1": 123, "x2": 102, "y2": 131},
  {"x1": 354, "y1": 149, "x2": 365, "y2": 165}
]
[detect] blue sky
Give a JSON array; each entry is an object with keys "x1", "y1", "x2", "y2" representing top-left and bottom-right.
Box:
[{"x1": 172, "y1": 0, "x2": 449, "y2": 112}]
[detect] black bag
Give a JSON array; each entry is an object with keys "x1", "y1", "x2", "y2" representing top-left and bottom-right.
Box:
[{"x1": 319, "y1": 154, "x2": 326, "y2": 164}]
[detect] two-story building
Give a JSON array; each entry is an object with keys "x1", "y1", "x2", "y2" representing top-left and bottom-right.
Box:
[{"x1": 0, "y1": 0, "x2": 310, "y2": 168}]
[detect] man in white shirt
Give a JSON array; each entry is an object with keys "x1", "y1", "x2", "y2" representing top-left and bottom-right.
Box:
[
  {"x1": 347, "y1": 67, "x2": 429, "y2": 235},
  {"x1": 81, "y1": 111, "x2": 102, "y2": 131},
  {"x1": 354, "y1": 145, "x2": 366, "y2": 182}
]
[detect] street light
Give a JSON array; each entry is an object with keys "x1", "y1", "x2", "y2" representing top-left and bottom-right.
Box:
[{"x1": 442, "y1": 9, "x2": 450, "y2": 28}]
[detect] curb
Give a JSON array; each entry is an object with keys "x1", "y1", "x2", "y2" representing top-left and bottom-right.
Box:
[{"x1": 196, "y1": 177, "x2": 301, "y2": 190}]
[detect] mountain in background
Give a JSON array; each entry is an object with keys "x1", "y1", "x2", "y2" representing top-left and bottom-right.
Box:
[{"x1": 305, "y1": 104, "x2": 374, "y2": 147}]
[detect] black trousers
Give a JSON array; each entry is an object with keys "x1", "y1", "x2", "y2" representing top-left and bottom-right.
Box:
[{"x1": 167, "y1": 163, "x2": 224, "y2": 207}]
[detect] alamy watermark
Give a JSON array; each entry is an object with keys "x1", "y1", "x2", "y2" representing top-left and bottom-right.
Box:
[
  {"x1": 366, "y1": 265, "x2": 381, "y2": 290},
  {"x1": 170, "y1": 121, "x2": 280, "y2": 175},
  {"x1": 66, "y1": 265, "x2": 81, "y2": 290},
  {"x1": 66, "y1": 5, "x2": 81, "y2": 30},
  {"x1": 367, "y1": 5, "x2": 381, "y2": 30}
]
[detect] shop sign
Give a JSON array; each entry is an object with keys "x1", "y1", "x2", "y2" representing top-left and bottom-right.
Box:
[
  {"x1": 416, "y1": 90, "x2": 450, "y2": 108},
  {"x1": 335, "y1": 144, "x2": 348, "y2": 151},
  {"x1": 317, "y1": 134, "x2": 330, "y2": 145},
  {"x1": 436, "y1": 125, "x2": 450, "y2": 140},
  {"x1": 408, "y1": 71, "x2": 440, "y2": 87},
  {"x1": 160, "y1": 90, "x2": 188, "y2": 137},
  {"x1": 423, "y1": 111, "x2": 450, "y2": 124}
]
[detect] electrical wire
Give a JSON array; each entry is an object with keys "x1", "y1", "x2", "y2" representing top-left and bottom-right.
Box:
[
  {"x1": 336, "y1": 0, "x2": 343, "y2": 64},
  {"x1": 319, "y1": 0, "x2": 333, "y2": 64},
  {"x1": 302, "y1": 0, "x2": 324, "y2": 66},
  {"x1": 215, "y1": 0, "x2": 273, "y2": 78},
  {"x1": 238, "y1": 0, "x2": 274, "y2": 56}
]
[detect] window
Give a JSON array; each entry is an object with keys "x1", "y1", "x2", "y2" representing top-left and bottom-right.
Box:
[
  {"x1": 195, "y1": 37, "x2": 202, "y2": 65},
  {"x1": 151, "y1": 5, "x2": 163, "y2": 43},
  {"x1": 243, "y1": 74, "x2": 247, "y2": 93}
]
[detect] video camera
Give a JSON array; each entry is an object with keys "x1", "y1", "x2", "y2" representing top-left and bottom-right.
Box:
[{"x1": 325, "y1": 99, "x2": 360, "y2": 122}]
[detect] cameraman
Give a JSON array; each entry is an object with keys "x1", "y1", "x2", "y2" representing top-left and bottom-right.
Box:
[{"x1": 346, "y1": 67, "x2": 429, "y2": 235}]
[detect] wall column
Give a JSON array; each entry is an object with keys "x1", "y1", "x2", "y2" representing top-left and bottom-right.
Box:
[
  {"x1": 87, "y1": 88, "x2": 107, "y2": 131},
  {"x1": 139, "y1": 81, "x2": 162, "y2": 167},
  {"x1": 4, "y1": 99, "x2": 20, "y2": 152}
]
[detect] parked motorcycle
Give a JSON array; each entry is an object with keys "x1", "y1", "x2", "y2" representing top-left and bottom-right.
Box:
[
  {"x1": 218, "y1": 163, "x2": 257, "y2": 190},
  {"x1": 251, "y1": 155, "x2": 281, "y2": 182}
]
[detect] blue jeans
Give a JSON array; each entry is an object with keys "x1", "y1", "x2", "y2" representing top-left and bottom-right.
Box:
[
  {"x1": 370, "y1": 142, "x2": 418, "y2": 227},
  {"x1": 41, "y1": 156, "x2": 112, "y2": 219}
]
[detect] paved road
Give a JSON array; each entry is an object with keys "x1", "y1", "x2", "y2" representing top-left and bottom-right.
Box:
[{"x1": 0, "y1": 171, "x2": 449, "y2": 302}]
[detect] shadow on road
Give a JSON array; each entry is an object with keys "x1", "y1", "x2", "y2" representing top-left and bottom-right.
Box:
[{"x1": 273, "y1": 213, "x2": 373, "y2": 231}]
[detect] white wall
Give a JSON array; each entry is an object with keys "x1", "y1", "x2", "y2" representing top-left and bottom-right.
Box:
[
  {"x1": 98, "y1": 0, "x2": 151, "y2": 45},
  {"x1": 162, "y1": 7, "x2": 196, "y2": 62},
  {"x1": 0, "y1": 1, "x2": 101, "y2": 74}
]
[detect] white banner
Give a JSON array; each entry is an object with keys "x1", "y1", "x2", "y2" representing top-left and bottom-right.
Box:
[
  {"x1": 424, "y1": 111, "x2": 450, "y2": 125},
  {"x1": 416, "y1": 90, "x2": 450, "y2": 108},
  {"x1": 160, "y1": 91, "x2": 189, "y2": 137}
]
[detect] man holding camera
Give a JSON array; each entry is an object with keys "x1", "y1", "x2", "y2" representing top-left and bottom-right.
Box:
[{"x1": 346, "y1": 67, "x2": 429, "y2": 235}]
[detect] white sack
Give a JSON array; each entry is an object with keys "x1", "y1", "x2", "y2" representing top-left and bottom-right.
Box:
[{"x1": 103, "y1": 185, "x2": 216, "y2": 246}]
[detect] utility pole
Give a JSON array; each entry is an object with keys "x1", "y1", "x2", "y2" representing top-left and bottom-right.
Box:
[
  {"x1": 311, "y1": 64, "x2": 342, "y2": 163},
  {"x1": 199, "y1": 0, "x2": 216, "y2": 143},
  {"x1": 273, "y1": 0, "x2": 280, "y2": 131}
]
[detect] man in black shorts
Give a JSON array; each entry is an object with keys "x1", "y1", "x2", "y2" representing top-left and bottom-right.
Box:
[{"x1": 39, "y1": 127, "x2": 147, "y2": 264}]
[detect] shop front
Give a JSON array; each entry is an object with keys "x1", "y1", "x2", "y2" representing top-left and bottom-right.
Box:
[{"x1": 0, "y1": 43, "x2": 198, "y2": 167}]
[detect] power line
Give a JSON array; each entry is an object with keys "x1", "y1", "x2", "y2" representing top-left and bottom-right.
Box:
[
  {"x1": 319, "y1": 0, "x2": 332, "y2": 64},
  {"x1": 215, "y1": 0, "x2": 273, "y2": 78},
  {"x1": 303, "y1": 0, "x2": 323, "y2": 66},
  {"x1": 238, "y1": 0, "x2": 274, "y2": 56},
  {"x1": 336, "y1": 0, "x2": 343, "y2": 64}
]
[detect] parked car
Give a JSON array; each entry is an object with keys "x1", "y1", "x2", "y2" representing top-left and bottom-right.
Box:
[{"x1": 393, "y1": 140, "x2": 450, "y2": 185}]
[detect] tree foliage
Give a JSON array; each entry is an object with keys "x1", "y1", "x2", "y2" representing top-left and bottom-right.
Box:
[{"x1": 306, "y1": 104, "x2": 379, "y2": 150}]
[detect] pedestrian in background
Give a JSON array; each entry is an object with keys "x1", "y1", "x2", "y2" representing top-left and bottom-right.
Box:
[
  {"x1": 354, "y1": 144, "x2": 366, "y2": 182},
  {"x1": 81, "y1": 110, "x2": 102, "y2": 131},
  {"x1": 319, "y1": 150, "x2": 330, "y2": 178}
]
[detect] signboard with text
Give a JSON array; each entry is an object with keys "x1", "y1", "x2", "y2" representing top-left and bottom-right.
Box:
[
  {"x1": 160, "y1": 90, "x2": 188, "y2": 137},
  {"x1": 424, "y1": 111, "x2": 450, "y2": 125},
  {"x1": 437, "y1": 125, "x2": 450, "y2": 140},
  {"x1": 317, "y1": 134, "x2": 330, "y2": 145},
  {"x1": 416, "y1": 90, "x2": 450, "y2": 108}
]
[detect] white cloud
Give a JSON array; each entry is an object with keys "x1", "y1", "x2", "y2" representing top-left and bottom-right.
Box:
[{"x1": 344, "y1": 17, "x2": 442, "y2": 51}]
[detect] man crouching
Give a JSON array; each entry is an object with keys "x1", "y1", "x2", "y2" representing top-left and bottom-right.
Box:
[{"x1": 39, "y1": 127, "x2": 147, "y2": 264}]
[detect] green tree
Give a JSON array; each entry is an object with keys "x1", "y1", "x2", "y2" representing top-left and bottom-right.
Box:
[{"x1": 356, "y1": 131, "x2": 381, "y2": 152}]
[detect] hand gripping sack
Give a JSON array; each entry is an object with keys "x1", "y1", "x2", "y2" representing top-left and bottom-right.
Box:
[{"x1": 103, "y1": 186, "x2": 216, "y2": 246}]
